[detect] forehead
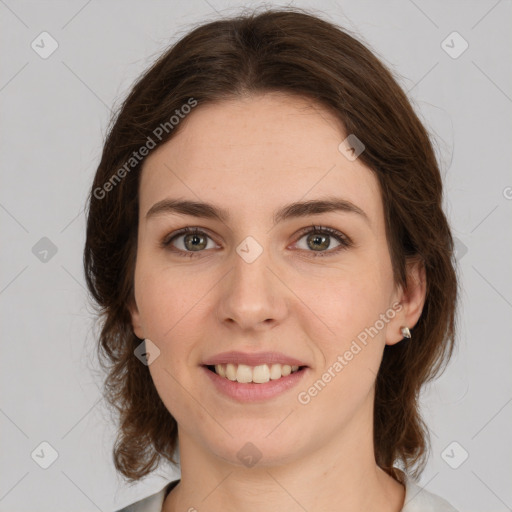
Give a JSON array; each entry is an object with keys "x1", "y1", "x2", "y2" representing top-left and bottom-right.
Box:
[{"x1": 139, "y1": 93, "x2": 382, "y2": 226}]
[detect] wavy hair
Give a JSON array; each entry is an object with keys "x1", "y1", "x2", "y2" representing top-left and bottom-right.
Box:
[{"x1": 83, "y1": 7, "x2": 457, "y2": 483}]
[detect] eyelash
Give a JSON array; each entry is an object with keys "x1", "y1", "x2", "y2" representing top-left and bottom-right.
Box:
[{"x1": 161, "y1": 225, "x2": 352, "y2": 258}]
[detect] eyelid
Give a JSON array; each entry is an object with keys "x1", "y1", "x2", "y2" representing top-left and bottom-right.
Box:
[
  {"x1": 161, "y1": 227, "x2": 216, "y2": 246},
  {"x1": 292, "y1": 225, "x2": 352, "y2": 245}
]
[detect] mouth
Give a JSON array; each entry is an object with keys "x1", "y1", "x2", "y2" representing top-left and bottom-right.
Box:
[{"x1": 203, "y1": 363, "x2": 308, "y2": 384}]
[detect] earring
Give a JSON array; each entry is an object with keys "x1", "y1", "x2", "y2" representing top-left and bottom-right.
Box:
[{"x1": 400, "y1": 326, "x2": 411, "y2": 339}]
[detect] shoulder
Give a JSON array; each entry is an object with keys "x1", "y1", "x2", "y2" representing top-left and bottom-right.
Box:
[
  {"x1": 114, "y1": 479, "x2": 180, "y2": 512},
  {"x1": 402, "y1": 478, "x2": 459, "y2": 512}
]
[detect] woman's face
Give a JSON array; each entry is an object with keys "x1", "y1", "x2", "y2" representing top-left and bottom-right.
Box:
[{"x1": 129, "y1": 93, "x2": 417, "y2": 467}]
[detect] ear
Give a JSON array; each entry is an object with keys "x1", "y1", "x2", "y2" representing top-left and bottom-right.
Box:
[
  {"x1": 127, "y1": 295, "x2": 145, "y2": 340},
  {"x1": 386, "y1": 257, "x2": 427, "y2": 346}
]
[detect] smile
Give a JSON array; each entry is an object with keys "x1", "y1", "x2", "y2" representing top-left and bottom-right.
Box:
[{"x1": 206, "y1": 363, "x2": 304, "y2": 383}]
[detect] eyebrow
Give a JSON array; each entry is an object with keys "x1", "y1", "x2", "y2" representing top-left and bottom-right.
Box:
[{"x1": 145, "y1": 196, "x2": 370, "y2": 226}]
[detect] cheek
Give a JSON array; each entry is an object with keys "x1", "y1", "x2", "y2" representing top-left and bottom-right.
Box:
[
  {"x1": 134, "y1": 255, "x2": 204, "y2": 338},
  {"x1": 300, "y1": 275, "x2": 392, "y2": 412},
  {"x1": 133, "y1": 255, "x2": 219, "y2": 389},
  {"x1": 299, "y1": 261, "x2": 393, "y2": 341}
]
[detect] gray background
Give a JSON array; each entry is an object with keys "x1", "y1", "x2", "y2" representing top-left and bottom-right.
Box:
[{"x1": 1, "y1": 0, "x2": 511, "y2": 511}]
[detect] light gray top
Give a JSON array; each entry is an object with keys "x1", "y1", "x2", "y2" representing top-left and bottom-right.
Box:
[{"x1": 115, "y1": 474, "x2": 459, "y2": 512}]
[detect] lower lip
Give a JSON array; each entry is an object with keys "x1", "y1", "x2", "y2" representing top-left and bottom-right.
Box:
[{"x1": 201, "y1": 365, "x2": 309, "y2": 402}]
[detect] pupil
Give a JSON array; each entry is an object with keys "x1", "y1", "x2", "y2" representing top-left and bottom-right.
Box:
[
  {"x1": 309, "y1": 234, "x2": 328, "y2": 250},
  {"x1": 186, "y1": 234, "x2": 206, "y2": 251}
]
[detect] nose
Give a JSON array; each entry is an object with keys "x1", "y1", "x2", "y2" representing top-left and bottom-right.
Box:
[{"x1": 216, "y1": 239, "x2": 288, "y2": 331}]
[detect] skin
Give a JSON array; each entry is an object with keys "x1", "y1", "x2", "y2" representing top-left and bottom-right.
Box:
[{"x1": 129, "y1": 92, "x2": 426, "y2": 512}]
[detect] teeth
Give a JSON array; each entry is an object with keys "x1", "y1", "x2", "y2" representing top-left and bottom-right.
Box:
[
  {"x1": 213, "y1": 363, "x2": 301, "y2": 383},
  {"x1": 225, "y1": 363, "x2": 237, "y2": 381},
  {"x1": 253, "y1": 364, "x2": 270, "y2": 383},
  {"x1": 216, "y1": 364, "x2": 226, "y2": 378}
]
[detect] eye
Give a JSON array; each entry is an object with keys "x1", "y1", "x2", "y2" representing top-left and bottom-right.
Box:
[
  {"x1": 293, "y1": 225, "x2": 352, "y2": 257},
  {"x1": 161, "y1": 225, "x2": 352, "y2": 258},
  {"x1": 161, "y1": 227, "x2": 218, "y2": 257}
]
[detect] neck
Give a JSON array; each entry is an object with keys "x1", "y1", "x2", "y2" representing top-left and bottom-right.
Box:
[{"x1": 163, "y1": 403, "x2": 405, "y2": 512}]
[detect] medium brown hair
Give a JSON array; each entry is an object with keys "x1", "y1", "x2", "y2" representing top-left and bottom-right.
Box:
[{"x1": 83, "y1": 7, "x2": 457, "y2": 483}]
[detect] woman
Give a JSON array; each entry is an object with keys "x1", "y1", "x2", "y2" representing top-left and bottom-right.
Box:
[{"x1": 84, "y1": 8, "x2": 459, "y2": 512}]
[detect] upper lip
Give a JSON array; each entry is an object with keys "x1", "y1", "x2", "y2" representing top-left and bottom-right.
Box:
[{"x1": 202, "y1": 351, "x2": 309, "y2": 367}]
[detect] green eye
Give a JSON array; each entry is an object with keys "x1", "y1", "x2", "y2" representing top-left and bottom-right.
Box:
[
  {"x1": 294, "y1": 225, "x2": 351, "y2": 256},
  {"x1": 162, "y1": 225, "x2": 352, "y2": 258}
]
